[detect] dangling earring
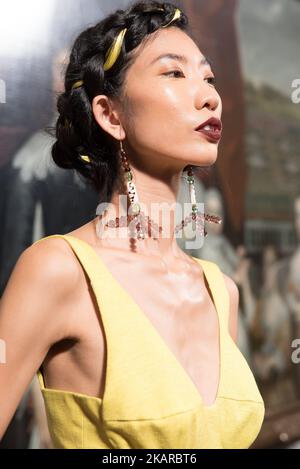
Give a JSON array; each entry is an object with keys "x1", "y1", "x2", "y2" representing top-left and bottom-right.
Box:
[
  {"x1": 103, "y1": 139, "x2": 163, "y2": 240},
  {"x1": 174, "y1": 165, "x2": 222, "y2": 237},
  {"x1": 101, "y1": 141, "x2": 222, "y2": 240}
]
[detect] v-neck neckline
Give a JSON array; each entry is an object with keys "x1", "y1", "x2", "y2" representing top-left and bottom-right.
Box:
[{"x1": 63, "y1": 234, "x2": 223, "y2": 409}]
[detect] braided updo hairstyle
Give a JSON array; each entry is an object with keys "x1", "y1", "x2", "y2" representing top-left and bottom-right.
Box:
[{"x1": 52, "y1": 1, "x2": 190, "y2": 204}]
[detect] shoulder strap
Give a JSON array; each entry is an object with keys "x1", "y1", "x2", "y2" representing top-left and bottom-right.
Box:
[
  {"x1": 37, "y1": 368, "x2": 45, "y2": 389},
  {"x1": 32, "y1": 233, "x2": 118, "y2": 344},
  {"x1": 194, "y1": 257, "x2": 230, "y2": 330},
  {"x1": 33, "y1": 234, "x2": 102, "y2": 286}
]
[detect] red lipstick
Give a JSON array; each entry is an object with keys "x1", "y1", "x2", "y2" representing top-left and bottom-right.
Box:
[{"x1": 195, "y1": 117, "x2": 222, "y2": 142}]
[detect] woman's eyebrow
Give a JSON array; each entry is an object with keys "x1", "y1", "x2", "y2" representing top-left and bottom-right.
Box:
[{"x1": 149, "y1": 53, "x2": 212, "y2": 68}]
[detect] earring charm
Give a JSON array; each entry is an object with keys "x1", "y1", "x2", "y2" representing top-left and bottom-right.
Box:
[{"x1": 174, "y1": 165, "x2": 222, "y2": 237}]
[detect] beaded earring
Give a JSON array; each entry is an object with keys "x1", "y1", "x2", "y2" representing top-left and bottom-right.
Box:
[
  {"x1": 100, "y1": 140, "x2": 222, "y2": 241},
  {"x1": 103, "y1": 139, "x2": 163, "y2": 240},
  {"x1": 174, "y1": 165, "x2": 222, "y2": 238}
]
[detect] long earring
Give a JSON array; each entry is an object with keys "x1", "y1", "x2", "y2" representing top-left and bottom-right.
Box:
[
  {"x1": 103, "y1": 139, "x2": 163, "y2": 240},
  {"x1": 174, "y1": 165, "x2": 222, "y2": 237}
]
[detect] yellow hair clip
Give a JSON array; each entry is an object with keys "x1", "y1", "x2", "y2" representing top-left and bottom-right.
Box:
[
  {"x1": 72, "y1": 80, "x2": 84, "y2": 90},
  {"x1": 79, "y1": 154, "x2": 91, "y2": 163},
  {"x1": 103, "y1": 27, "x2": 127, "y2": 71},
  {"x1": 161, "y1": 8, "x2": 181, "y2": 28},
  {"x1": 73, "y1": 7, "x2": 180, "y2": 79}
]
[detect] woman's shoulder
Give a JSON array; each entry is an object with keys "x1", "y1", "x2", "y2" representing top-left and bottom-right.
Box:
[
  {"x1": 199, "y1": 258, "x2": 239, "y2": 299},
  {"x1": 199, "y1": 257, "x2": 239, "y2": 340},
  {"x1": 196, "y1": 257, "x2": 239, "y2": 303},
  {"x1": 221, "y1": 271, "x2": 239, "y2": 343},
  {"x1": 221, "y1": 271, "x2": 239, "y2": 300},
  {"x1": 0, "y1": 237, "x2": 83, "y2": 365},
  {"x1": 21, "y1": 235, "x2": 83, "y2": 295}
]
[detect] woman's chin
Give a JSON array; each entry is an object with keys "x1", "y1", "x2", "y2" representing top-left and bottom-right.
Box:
[
  {"x1": 191, "y1": 151, "x2": 218, "y2": 167},
  {"x1": 178, "y1": 146, "x2": 219, "y2": 169}
]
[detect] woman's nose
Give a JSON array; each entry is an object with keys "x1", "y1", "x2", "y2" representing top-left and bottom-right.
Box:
[{"x1": 196, "y1": 90, "x2": 220, "y2": 112}]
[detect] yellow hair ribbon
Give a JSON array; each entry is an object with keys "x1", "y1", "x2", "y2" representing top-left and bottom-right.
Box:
[
  {"x1": 103, "y1": 27, "x2": 127, "y2": 71},
  {"x1": 161, "y1": 8, "x2": 181, "y2": 28},
  {"x1": 79, "y1": 155, "x2": 91, "y2": 163},
  {"x1": 71, "y1": 80, "x2": 84, "y2": 90},
  {"x1": 102, "y1": 8, "x2": 181, "y2": 72}
]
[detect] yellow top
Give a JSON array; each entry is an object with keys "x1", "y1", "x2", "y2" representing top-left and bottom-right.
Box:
[{"x1": 33, "y1": 234, "x2": 265, "y2": 449}]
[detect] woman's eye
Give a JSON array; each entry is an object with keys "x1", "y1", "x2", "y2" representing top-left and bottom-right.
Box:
[
  {"x1": 163, "y1": 71, "x2": 216, "y2": 86},
  {"x1": 163, "y1": 70, "x2": 184, "y2": 78},
  {"x1": 205, "y1": 76, "x2": 216, "y2": 86}
]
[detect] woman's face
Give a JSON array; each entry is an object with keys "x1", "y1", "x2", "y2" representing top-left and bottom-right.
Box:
[{"x1": 120, "y1": 26, "x2": 222, "y2": 172}]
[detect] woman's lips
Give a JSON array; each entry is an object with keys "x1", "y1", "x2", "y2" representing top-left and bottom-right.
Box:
[
  {"x1": 195, "y1": 127, "x2": 222, "y2": 142},
  {"x1": 194, "y1": 116, "x2": 222, "y2": 142}
]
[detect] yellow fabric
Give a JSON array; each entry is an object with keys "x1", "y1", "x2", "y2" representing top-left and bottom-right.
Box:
[{"x1": 33, "y1": 234, "x2": 265, "y2": 449}]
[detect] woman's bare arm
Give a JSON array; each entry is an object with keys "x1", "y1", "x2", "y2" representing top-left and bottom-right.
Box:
[{"x1": 0, "y1": 239, "x2": 80, "y2": 439}]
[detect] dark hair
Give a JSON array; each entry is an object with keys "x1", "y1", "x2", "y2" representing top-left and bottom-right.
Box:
[{"x1": 51, "y1": 1, "x2": 191, "y2": 203}]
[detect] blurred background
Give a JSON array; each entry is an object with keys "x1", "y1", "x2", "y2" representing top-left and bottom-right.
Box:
[{"x1": 0, "y1": 0, "x2": 300, "y2": 449}]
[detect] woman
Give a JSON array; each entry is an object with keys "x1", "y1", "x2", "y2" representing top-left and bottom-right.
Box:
[{"x1": 0, "y1": 1, "x2": 265, "y2": 449}]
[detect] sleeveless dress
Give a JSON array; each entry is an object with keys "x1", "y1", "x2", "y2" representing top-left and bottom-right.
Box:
[{"x1": 33, "y1": 234, "x2": 265, "y2": 449}]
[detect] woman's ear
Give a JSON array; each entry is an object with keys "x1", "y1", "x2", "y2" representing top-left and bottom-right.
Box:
[{"x1": 92, "y1": 94, "x2": 126, "y2": 140}]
